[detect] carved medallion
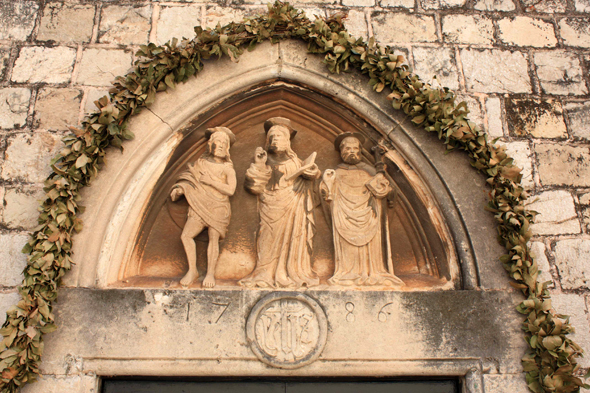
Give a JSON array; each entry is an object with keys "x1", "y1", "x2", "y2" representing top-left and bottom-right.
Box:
[{"x1": 246, "y1": 292, "x2": 328, "y2": 369}]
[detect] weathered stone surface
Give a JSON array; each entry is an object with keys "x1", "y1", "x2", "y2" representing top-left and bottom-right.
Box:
[
  {"x1": 342, "y1": 10, "x2": 368, "y2": 39},
  {"x1": 20, "y1": 374, "x2": 97, "y2": 393},
  {"x1": 99, "y1": 5, "x2": 151, "y2": 45},
  {"x1": 526, "y1": 190, "x2": 580, "y2": 235},
  {"x1": 0, "y1": 47, "x2": 10, "y2": 80},
  {"x1": 0, "y1": 88, "x2": 31, "y2": 129},
  {"x1": 505, "y1": 97, "x2": 567, "y2": 138},
  {"x1": 504, "y1": 141, "x2": 534, "y2": 189},
  {"x1": 551, "y1": 294, "x2": 590, "y2": 367},
  {"x1": 381, "y1": 0, "x2": 415, "y2": 7},
  {"x1": 76, "y1": 49, "x2": 132, "y2": 86},
  {"x1": 11, "y1": 47, "x2": 76, "y2": 84},
  {"x1": 535, "y1": 143, "x2": 590, "y2": 187},
  {"x1": 559, "y1": 18, "x2": 590, "y2": 48},
  {"x1": 583, "y1": 207, "x2": 590, "y2": 233},
  {"x1": 420, "y1": 0, "x2": 467, "y2": 9},
  {"x1": 534, "y1": 51, "x2": 588, "y2": 96},
  {"x1": 204, "y1": 7, "x2": 246, "y2": 29},
  {"x1": 412, "y1": 47, "x2": 459, "y2": 90},
  {"x1": 486, "y1": 97, "x2": 505, "y2": 137},
  {"x1": 0, "y1": 292, "x2": 21, "y2": 326},
  {"x1": 456, "y1": 94, "x2": 484, "y2": 130},
  {"x1": 521, "y1": 0, "x2": 566, "y2": 12},
  {"x1": 2, "y1": 133, "x2": 63, "y2": 183},
  {"x1": 84, "y1": 89, "x2": 110, "y2": 114},
  {"x1": 156, "y1": 5, "x2": 202, "y2": 45},
  {"x1": 474, "y1": 0, "x2": 516, "y2": 10},
  {"x1": 461, "y1": 49, "x2": 531, "y2": 94},
  {"x1": 554, "y1": 239, "x2": 590, "y2": 290},
  {"x1": 565, "y1": 101, "x2": 590, "y2": 140},
  {"x1": 575, "y1": 0, "x2": 590, "y2": 11},
  {"x1": 343, "y1": 0, "x2": 374, "y2": 6},
  {"x1": 3, "y1": 186, "x2": 44, "y2": 230},
  {"x1": 371, "y1": 13, "x2": 437, "y2": 43},
  {"x1": 0, "y1": 233, "x2": 29, "y2": 287},
  {"x1": 530, "y1": 241, "x2": 552, "y2": 285},
  {"x1": 35, "y1": 88, "x2": 82, "y2": 131},
  {"x1": 580, "y1": 192, "x2": 590, "y2": 205},
  {"x1": 497, "y1": 17, "x2": 557, "y2": 48},
  {"x1": 0, "y1": 1, "x2": 39, "y2": 41},
  {"x1": 38, "y1": 3, "x2": 95, "y2": 43},
  {"x1": 483, "y1": 374, "x2": 529, "y2": 393},
  {"x1": 442, "y1": 15, "x2": 494, "y2": 45}
]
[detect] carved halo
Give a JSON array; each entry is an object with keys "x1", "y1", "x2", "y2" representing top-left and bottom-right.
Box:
[
  {"x1": 334, "y1": 131, "x2": 366, "y2": 151},
  {"x1": 264, "y1": 116, "x2": 298, "y2": 139},
  {"x1": 205, "y1": 126, "x2": 237, "y2": 146}
]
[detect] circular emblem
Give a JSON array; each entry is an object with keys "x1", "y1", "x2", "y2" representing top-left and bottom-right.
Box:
[{"x1": 246, "y1": 292, "x2": 328, "y2": 369}]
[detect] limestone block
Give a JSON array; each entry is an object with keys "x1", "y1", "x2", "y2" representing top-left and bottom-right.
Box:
[
  {"x1": 535, "y1": 143, "x2": 590, "y2": 187},
  {"x1": 412, "y1": 47, "x2": 459, "y2": 90},
  {"x1": 20, "y1": 374, "x2": 98, "y2": 393},
  {"x1": 503, "y1": 141, "x2": 534, "y2": 190},
  {"x1": 0, "y1": 1, "x2": 39, "y2": 41},
  {"x1": 2, "y1": 133, "x2": 63, "y2": 183},
  {"x1": 35, "y1": 88, "x2": 82, "y2": 131},
  {"x1": 0, "y1": 293, "x2": 21, "y2": 326},
  {"x1": 529, "y1": 241, "x2": 552, "y2": 286},
  {"x1": 575, "y1": 0, "x2": 590, "y2": 11},
  {"x1": 99, "y1": 5, "x2": 152, "y2": 45},
  {"x1": 521, "y1": 0, "x2": 566, "y2": 12},
  {"x1": 371, "y1": 13, "x2": 437, "y2": 43},
  {"x1": 554, "y1": 239, "x2": 590, "y2": 289},
  {"x1": 580, "y1": 192, "x2": 590, "y2": 205},
  {"x1": 564, "y1": 101, "x2": 590, "y2": 141},
  {"x1": 526, "y1": 190, "x2": 580, "y2": 235},
  {"x1": 11, "y1": 47, "x2": 76, "y2": 84},
  {"x1": 534, "y1": 51, "x2": 587, "y2": 96},
  {"x1": 0, "y1": 88, "x2": 31, "y2": 129},
  {"x1": 342, "y1": 10, "x2": 368, "y2": 39},
  {"x1": 583, "y1": 207, "x2": 590, "y2": 233},
  {"x1": 38, "y1": 3, "x2": 95, "y2": 43},
  {"x1": 381, "y1": 0, "x2": 415, "y2": 8},
  {"x1": 505, "y1": 97, "x2": 567, "y2": 138},
  {"x1": 559, "y1": 18, "x2": 590, "y2": 48},
  {"x1": 483, "y1": 374, "x2": 529, "y2": 393},
  {"x1": 0, "y1": 47, "x2": 10, "y2": 80},
  {"x1": 343, "y1": 0, "x2": 375, "y2": 6},
  {"x1": 550, "y1": 293, "x2": 590, "y2": 367},
  {"x1": 3, "y1": 186, "x2": 44, "y2": 230},
  {"x1": 486, "y1": 97, "x2": 505, "y2": 137},
  {"x1": 204, "y1": 7, "x2": 246, "y2": 29},
  {"x1": 156, "y1": 5, "x2": 202, "y2": 45},
  {"x1": 474, "y1": 0, "x2": 516, "y2": 10},
  {"x1": 76, "y1": 49, "x2": 132, "y2": 87},
  {"x1": 421, "y1": 0, "x2": 467, "y2": 9},
  {"x1": 456, "y1": 94, "x2": 484, "y2": 130},
  {"x1": 442, "y1": 15, "x2": 494, "y2": 45},
  {"x1": 497, "y1": 17, "x2": 557, "y2": 48},
  {"x1": 300, "y1": 8, "x2": 327, "y2": 21},
  {"x1": 461, "y1": 49, "x2": 531, "y2": 94},
  {"x1": 84, "y1": 89, "x2": 111, "y2": 114},
  {"x1": 0, "y1": 233, "x2": 29, "y2": 287}
]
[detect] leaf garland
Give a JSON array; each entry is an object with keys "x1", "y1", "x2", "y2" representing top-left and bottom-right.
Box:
[{"x1": 0, "y1": 2, "x2": 587, "y2": 392}]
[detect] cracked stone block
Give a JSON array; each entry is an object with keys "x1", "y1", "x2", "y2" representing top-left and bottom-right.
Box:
[
  {"x1": 342, "y1": 10, "x2": 368, "y2": 39},
  {"x1": 0, "y1": 233, "x2": 30, "y2": 287},
  {"x1": 38, "y1": 3, "x2": 95, "y2": 43},
  {"x1": 456, "y1": 94, "x2": 484, "y2": 131},
  {"x1": 575, "y1": 0, "x2": 590, "y2": 11},
  {"x1": 0, "y1": 47, "x2": 10, "y2": 80},
  {"x1": 535, "y1": 144, "x2": 590, "y2": 187},
  {"x1": 204, "y1": 7, "x2": 246, "y2": 29},
  {"x1": 11, "y1": 46, "x2": 76, "y2": 84},
  {"x1": 534, "y1": 51, "x2": 587, "y2": 96},
  {"x1": 157, "y1": 5, "x2": 202, "y2": 45},
  {"x1": 381, "y1": 0, "x2": 415, "y2": 7},
  {"x1": 76, "y1": 49, "x2": 132, "y2": 87},
  {"x1": 84, "y1": 89, "x2": 111, "y2": 114},
  {"x1": 474, "y1": 0, "x2": 516, "y2": 10},
  {"x1": 0, "y1": 293, "x2": 21, "y2": 326},
  {"x1": 2, "y1": 133, "x2": 63, "y2": 184},
  {"x1": 99, "y1": 5, "x2": 152, "y2": 45},
  {"x1": 461, "y1": 49, "x2": 531, "y2": 94},
  {"x1": 526, "y1": 190, "x2": 580, "y2": 235},
  {"x1": 554, "y1": 239, "x2": 590, "y2": 290},
  {"x1": 442, "y1": 15, "x2": 494, "y2": 45},
  {"x1": 551, "y1": 293, "x2": 590, "y2": 367},
  {"x1": 486, "y1": 97, "x2": 505, "y2": 137},
  {"x1": 412, "y1": 47, "x2": 459, "y2": 90},
  {"x1": 503, "y1": 141, "x2": 534, "y2": 190},
  {"x1": 371, "y1": 13, "x2": 437, "y2": 43},
  {"x1": 421, "y1": 0, "x2": 467, "y2": 9},
  {"x1": 483, "y1": 374, "x2": 529, "y2": 393},
  {"x1": 35, "y1": 88, "x2": 82, "y2": 131},
  {"x1": 0, "y1": 88, "x2": 31, "y2": 130},
  {"x1": 0, "y1": 1, "x2": 39, "y2": 41},
  {"x1": 521, "y1": 0, "x2": 567, "y2": 12},
  {"x1": 559, "y1": 18, "x2": 590, "y2": 48},
  {"x1": 564, "y1": 101, "x2": 590, "y2": 141},
  {"x1": 529, "y1": 241, "x2": 552, "y2": 286},
  {"x1": 497, "y1": 17, "x2": 557, "y2": 48},
  {"x1": 3, "y1": 186, "x2": 44, "y2": 230},
  {"x1": 505, "y1": 97, "x2": 567, "y2": 138}
]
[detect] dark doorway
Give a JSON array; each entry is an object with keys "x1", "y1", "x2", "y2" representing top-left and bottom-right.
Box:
[{"x1": 102, "y1": 379, "x2": 459, "y2": 393}]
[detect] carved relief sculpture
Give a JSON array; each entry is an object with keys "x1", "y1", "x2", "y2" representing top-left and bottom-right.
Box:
[
  {"x1": 239, "y1": 117, "x2": 321, "y2": 288},
  {"x1": 320, "y1": 133, "x2": 404, "y2": 287},
  {"x1": 170, "y1": 127, "x2": 237, "y2": 288}
]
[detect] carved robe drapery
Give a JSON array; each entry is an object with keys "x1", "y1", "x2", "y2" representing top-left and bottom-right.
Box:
[
  {"x1": 240, "y1": 155, "x2": 320, "y2": 288},
  {"x1": 320, "y1": 162, "x2": 403, "y2": 286}
]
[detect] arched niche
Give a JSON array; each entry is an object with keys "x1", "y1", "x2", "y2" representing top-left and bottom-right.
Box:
[{"x1": 121, "y1": 81, "x2": 457, "y2": 289}]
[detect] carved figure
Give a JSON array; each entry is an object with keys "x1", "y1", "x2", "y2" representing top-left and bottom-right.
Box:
[
  {"x1": 239, "y1": 117, "x2": 321, "y2": 288},
  {"x1": 170, "y1": 127, "x2": 237, "y2": 288},
  {"x1": 320, "y1": 133, "x2": 404, "y2": 287}
]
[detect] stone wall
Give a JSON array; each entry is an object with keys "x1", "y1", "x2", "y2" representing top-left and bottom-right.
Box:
[{"x1": 0, "y1": 0, "x2": 588, "y2": 392}]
